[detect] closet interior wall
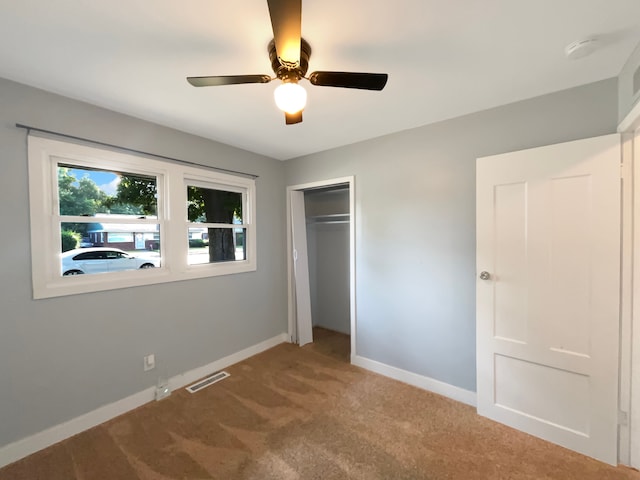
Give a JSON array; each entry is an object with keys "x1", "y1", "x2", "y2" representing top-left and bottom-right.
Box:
[{"x1": 304, "y1": 186, "x2": 351, "y2": 335}]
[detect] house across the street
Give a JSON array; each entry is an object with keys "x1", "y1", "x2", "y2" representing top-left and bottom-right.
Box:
[{"x1": 86, "y1": 216, "x2": 160, "y2": 251}]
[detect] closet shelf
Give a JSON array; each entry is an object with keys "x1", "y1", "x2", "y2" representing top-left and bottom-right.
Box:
[{"x1": 306, "y1": 213, "x2": 350, "y2": 224}]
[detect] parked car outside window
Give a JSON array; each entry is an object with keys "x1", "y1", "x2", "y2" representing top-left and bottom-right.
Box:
[{"x1": 61, "y1": 247, "x2": 158, "y2": 276}]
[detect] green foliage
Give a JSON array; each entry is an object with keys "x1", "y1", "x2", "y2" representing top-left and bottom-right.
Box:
[
  {"x1": 188, "y1": 238, "x2": 208, "y2": 248},
  {"x1": 109, "y1": 174, "x2": 157, "y2": 216},
  {"x1": 58, "y1": 168, "x2": 158, "y2": 220},
  {"x1": 235, "y1": 231, "x2": 244, "y2": 247},
  {"x1": 61, "y1": 222, "x2": 90, "y2": 236},
  {"x1": 58, "y1": 168, "x2": 109, "y2": 216},
  {"x1": 58, "y1": 168, "x2": 158, "y2": 246},
  {"x1": 103, "y1": 202, "x2": 145, "y2": 215},
  {"x1": 187, "y1": 187, "x2": 204, "y2": 222},
  {"x1": 61, "y1": 229, "x2": 80, "y2": 252}
]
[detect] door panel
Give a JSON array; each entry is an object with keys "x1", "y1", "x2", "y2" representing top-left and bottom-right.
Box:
[
  {"x1": 477, "y1": 134, "x2": 621, "y2": 464},
  {"x1": 290, "y1": 190, "x2": 313, "y2": 346},
  {"x1": 493, "y1": 182, "x2": 528, "y2": 342},
  {"x1": 494, "y1": 354, "x2": 590, "y2": 434}
]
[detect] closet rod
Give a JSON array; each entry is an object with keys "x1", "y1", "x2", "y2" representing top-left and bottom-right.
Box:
[{"x1": 15, "y1": 123, "x2": 259, "y2": 179}]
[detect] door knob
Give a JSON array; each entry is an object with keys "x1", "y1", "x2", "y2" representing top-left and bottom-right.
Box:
[{"x1": 479, "y1": 271, "x2": 491, "y2": 280}]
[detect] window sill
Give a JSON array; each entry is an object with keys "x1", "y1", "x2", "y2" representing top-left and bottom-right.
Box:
[{"x1": 33, "y1": 261, "x2": 257, "y2": 299}]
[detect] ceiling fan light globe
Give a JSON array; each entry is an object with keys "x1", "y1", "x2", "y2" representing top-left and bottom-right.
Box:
[{"x1": 274, "y1": 82, "x2": 307, "y2": 114}]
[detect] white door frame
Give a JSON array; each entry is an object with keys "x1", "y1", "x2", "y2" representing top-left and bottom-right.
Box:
[
  {"x1": 286, "y1": 176, "x2": 356, "y2": 359},
  {"x1": 618, "y1": 103, "x2": 640, "y2": 468}
]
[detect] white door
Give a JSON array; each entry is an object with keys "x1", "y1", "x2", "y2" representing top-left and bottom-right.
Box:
[
  {"x1": 476, "y1": 134, "x2": 621, "y2": 465},
  {"x1": 290, "y1": 190, "x2": 314, "y2": 346}
]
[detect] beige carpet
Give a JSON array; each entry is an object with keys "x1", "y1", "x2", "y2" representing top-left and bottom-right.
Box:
[{"x1": 1, "y1": 328, "x2": 638, "y2": 480}]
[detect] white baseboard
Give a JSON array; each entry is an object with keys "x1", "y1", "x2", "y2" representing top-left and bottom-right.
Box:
[
  {"x1": 351, "y1": 355, "x2": 477, "y2": 407},
  {"x1": 0, "y1": 332, "x2": 289, "y2": 469}
]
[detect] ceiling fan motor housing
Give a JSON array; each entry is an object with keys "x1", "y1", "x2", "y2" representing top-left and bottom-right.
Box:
[{"x1": 269, "y1": 38, "x2": 311, "y2": 81}]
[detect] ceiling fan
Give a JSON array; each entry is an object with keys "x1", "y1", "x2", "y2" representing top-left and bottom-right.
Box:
[{"x1": 187, "y1": 0, "x2": 388, "y2": 125}]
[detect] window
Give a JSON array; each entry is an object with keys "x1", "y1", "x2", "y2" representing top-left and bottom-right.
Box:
[
  {"x1": 186, "y1": 183, "x2": 247, "y2": 265},
  {"x1": 28, "y1": 136, "x2": 256, "y2": 298},
  {"x1": 57, "y1": 163, "x2": 162, "y2": 277}
]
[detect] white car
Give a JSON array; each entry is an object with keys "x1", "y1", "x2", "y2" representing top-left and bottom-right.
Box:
[{"x1": 61, "y1": 247, "x2": 158, "y2": 276}]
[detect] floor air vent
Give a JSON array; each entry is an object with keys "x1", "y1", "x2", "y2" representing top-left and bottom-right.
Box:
[{"x1": 186, "y1": 371, "x2": 230, "y2": 393}]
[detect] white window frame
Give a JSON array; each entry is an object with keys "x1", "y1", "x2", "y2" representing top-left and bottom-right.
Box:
[
  {"x1": 28, "y1": 136, "x2": 256, "y2": 299},
  {"x1": 184, "y1": 177, "x2": 249, "y2": 267}
]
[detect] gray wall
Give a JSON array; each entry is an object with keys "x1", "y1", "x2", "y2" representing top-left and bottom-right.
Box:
[
  {"x1": 305, "y1": 188, "x2": 350, "y2": 334},
  {"x1": 619, "y1": 42, "x2": 640, "y2": 123},
  {"x1": 0, "y1": 77, "x2": 287, "y2": 448},
  {"x1": 285, "y1": 78, "x2": 619, "y2": 392},
  {"x1": 0, "y1": 74, "x2": 621, "y2": 450}
]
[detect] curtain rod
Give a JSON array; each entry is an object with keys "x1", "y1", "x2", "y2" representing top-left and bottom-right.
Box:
[{"x1": 15, "y1": 123, "x2": 259, "y2": 179}]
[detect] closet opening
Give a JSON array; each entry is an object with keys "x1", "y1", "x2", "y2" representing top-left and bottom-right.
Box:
[{"x1": 287, "y1": 177, "x2": 355, "y2": 364}]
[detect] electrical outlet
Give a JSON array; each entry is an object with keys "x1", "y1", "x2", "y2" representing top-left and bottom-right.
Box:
[
  {"x1": 144, "y1": 354, "x2": 155, "y2": 371},
  {"x1": 155, "y1": 378, "x2": 171, "y2": 401}
]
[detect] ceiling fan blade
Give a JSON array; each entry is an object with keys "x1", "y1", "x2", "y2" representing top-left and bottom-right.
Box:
[
  {"x1": 267, "y1": 0, "x2": 301, "y2": 66},
  {"x1": 309, "y1": 71, "x2": 388, "y2": 91},
  {"x1": 187, "y1": 75, "x2": 272, "y2": 87},
  {"x1": 285, "y1": 111, "x2": 303, "y2": 125}
]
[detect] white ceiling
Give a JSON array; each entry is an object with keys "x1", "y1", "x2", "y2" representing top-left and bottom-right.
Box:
[{"x1": 0, "y1": 0, "x2": 639, "y2": 160}]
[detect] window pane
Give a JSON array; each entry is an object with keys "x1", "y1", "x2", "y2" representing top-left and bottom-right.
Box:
[
  {"x1": 61, "y1": 222, "x2": 160, "y2": 250},
  {"x1": 187, "y1": 186, "x2": 242, "y2": 224},
  {"x1": 60, "y1": 222, "x2": 161, "y2": 276},
  {"x1": 234, "y1": 228, "x2": 246, "y2": 260},
  {"x1": 188, "y1": 227, "x2": 246, "y2": 265},
  {"x1": 58, "y1": 164, "x2": 157, "y2": 216}
]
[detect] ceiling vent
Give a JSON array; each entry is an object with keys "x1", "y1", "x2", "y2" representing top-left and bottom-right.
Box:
[{"x1": 186, "y1": 371, "x2": 230, "y2": 393}]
